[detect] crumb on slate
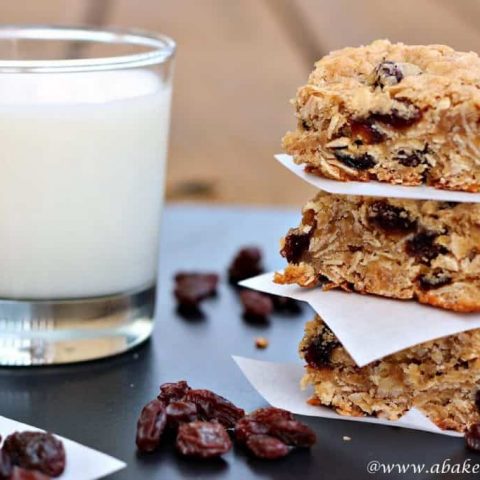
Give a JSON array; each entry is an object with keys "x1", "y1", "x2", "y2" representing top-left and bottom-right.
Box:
[{"x1": 255, "y1": 337, "x2": 269, "y2": 349}]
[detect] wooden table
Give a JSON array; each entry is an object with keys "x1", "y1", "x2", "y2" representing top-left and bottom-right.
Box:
[{"x1": 2, "y1": 0, "x2": 480, "y2": 206}]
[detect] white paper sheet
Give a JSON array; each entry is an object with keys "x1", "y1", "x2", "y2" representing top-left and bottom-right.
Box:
[
  {"x1": 275, "y1": 154, "x2": 480, "y2": 203},
  {"x1": 233, "y1": 356, "x2": 463, "y2": 437},
  {"x1": 240, "y1": 273, "x2": 480, "y2": 367},
  {"x1": 0, "y1": 416, "x2": 126, "y2": 480}
]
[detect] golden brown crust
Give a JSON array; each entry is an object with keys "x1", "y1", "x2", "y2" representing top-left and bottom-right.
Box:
[
  {"x1": 274, "y1": 264, "x2": 317, "y2": 287},
  {"x1": 284, "y1": 39, "x2": 480, "y2": 192},
  {"x1": 417, "y1": 291, "x2": 480, "y2": 313}
]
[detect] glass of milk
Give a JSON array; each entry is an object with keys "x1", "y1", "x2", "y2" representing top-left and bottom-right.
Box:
[{"x1": 0, "y1": 26, "x2": 175, "y2": 365}]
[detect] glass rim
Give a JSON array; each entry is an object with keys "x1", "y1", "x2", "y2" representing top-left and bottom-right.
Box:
[{"x1": 0, "y1": 24, "x2": 176, "y2": 73}]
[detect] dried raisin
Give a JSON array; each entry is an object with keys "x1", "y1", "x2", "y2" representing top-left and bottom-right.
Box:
[
  {"x1": 271, "y1": 295, "x2": 302, "y2": 314},
  {"x1": 281, "y1": 229, "x2": 312, "y2": 264},
  {"x1": 136, "y1": 399, "x2": 167, "y2": 452},
  {"x1": 158, "y1": 380, "x2": 191, "y2": 404},
  {"x1": 406, "y1": 231, "x2": 448, "y2": 264},
  {"x1": 228, "y1": 246, "x2": 264, "y2": 284},
  {"x1": 439, "y1": 201, "x2": 459, "y2": 209},
  {"x1": 334, "y1": 151, "x2": 376, "y2": 170},
  {"x1": 235, "y1": 407, "x2": 316, "y2": 454},
  {"x1": 235, "y1": 419, "x2": 269, "y2": 444},
  {"x1": 184, "y1": 389, "x2": 245, "y2": 428},
  {"x1": 394, "y1": 148, "x2": 428, "y2": 167},
  {"x1": 349, "y1": 120, "x2": 386, "y2": 144},
  {"x1": 174, "y1": 272, "x2": 218, "y2": 308},
  {"x1": 249, "y1": 408, "x2": 294, "y2": 423},
  {"x1": 476, "y1": 390, "x2": 480, "y2": 412},
  {"x1": 245, "y1": 435, "x2": 290, "y2": 459},
  {"x1": 372, "y1": 61, "x2": 404, "y2": 88},
  {"x1": 235, "y1": 408, "x2": 294, "y2": 444},
  {"x1": 371, "y1": 99, "x2": 421, "y2": 129},
  {"x1": 376, "y1": 109, "x2": 420, "y2": 129},
  {"x1": 301, "y1": 119, "x2": 311, "y2": 131},
  {"x1": 239, "y1": 290, "x2": 273, "y2": 321},
  {"x1": 417, "y1": 269, "x2": 452, "y2": 291},
  {"x1": 0, "y1": 450, "x2": 12, "y2": 480},
  {"x1": 466, "y1": 423, "x2": 480, "y2": 452},
  {"x1": 3, "y1": 432, "x2": 65, "y2": 477},
  {"x1": 10, "y1": 467, "x2": 50, "y2": 480},
  {"x1": 302, "y1": 328, "x2": 339, "y2": 368},
  {"x1": 268, "y1": 419, "x2": 317, "y2": 447},
  {"x1": 367, "y1": 201, "x2": 417, "y2": 233},
  {"x1": 176, "y1": 421, "x2": 232, "y2": 458},
  {"x1": 166, "y1": 401, "x2": 198, "y2": 428}
]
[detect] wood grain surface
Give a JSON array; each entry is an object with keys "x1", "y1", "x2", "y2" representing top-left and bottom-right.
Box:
[{"x1": 1, "y1": 0, "x2": 480, "y2": 205}]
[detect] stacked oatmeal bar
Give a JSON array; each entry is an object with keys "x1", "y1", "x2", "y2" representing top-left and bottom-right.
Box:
[
  {"x1": 276, "y1": 192, "x2": 480, "y2": 313},
  {"x1": 282, "y1": 39, "x2": 480, "y2": 192},
  {"x1": 276, "y1": 40, "x2": 480, "y2": 432},
  {"x1": 300, "y1": 315, "x2": 480, "y2": 431}
]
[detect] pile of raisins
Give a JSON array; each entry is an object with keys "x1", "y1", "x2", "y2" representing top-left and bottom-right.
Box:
[
  {"x1": 136, "y1": 380, "x2": 243, "y2": 458},
  {"x1": 0, "y1": 431, "x2": 65, "y2": 479},
  {"x1": 136, "y1": 380, "x2": 316, "y2": 460},
  {"x1": 236, "y1": 407, "x2": 316, "y2": 459},
  {"x1": 173, "y1": 245, "x2": 301, "y2": 322}
]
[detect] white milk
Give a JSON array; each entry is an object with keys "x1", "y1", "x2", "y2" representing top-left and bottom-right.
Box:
[{"x1": 0, "y1": 70, "x2": 171, "y2": 299}]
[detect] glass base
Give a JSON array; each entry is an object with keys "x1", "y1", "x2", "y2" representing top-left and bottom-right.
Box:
[{"x1": 0, "y1": 285, "x2": 156, "y2": 366}]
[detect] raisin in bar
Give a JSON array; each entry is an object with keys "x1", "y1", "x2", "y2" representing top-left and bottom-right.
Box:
[
  {"x1": 276, "y1": 191, "x2": 480, "y2": 312},
  {"x1": 283, "y1": 39, "x2": 480, "y2": 192},
  {"x1": 300, "y1": 315, "x2": 480, "y2": 432}
]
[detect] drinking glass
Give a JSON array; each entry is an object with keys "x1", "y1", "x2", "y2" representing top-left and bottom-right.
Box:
[{"x1": 0, "y1": 25, "x2": 175, "y2": 365}]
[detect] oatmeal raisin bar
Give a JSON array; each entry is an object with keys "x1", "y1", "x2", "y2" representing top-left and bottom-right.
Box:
[
  {"x1": 276, "y1": 191, "x2": 480, "y2": 312},
  {"x1": 300, "y1": 315, "x2": 480, "y2": 432},
  {"x1": 283, "y1": 39, "x2": 480, "y2": 192}
]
